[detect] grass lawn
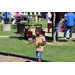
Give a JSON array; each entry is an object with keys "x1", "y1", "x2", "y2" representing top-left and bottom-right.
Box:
[
  {"x1": 0, "y1": 24, "x2": 24, "y2": 36},
  {"x1": 21, "y1": 19, "x2": 47, "y2": 29},
  {"x1": 0, "y1": 19, "x2": 47, "y2": 36},
  {"x1": 0, "y1": 37, "x2": 75, "y2": 62},
  {"x1": 0, "y1": 19, "x2": 75, "y2": 62}
]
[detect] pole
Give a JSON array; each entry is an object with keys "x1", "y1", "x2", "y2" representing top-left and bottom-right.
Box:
[
  {"x1": 28, "y1": 12, "x2": 29, "y2": 23},
  {"x1": 32, "y1": 14, "x2": 34, "y2": 26},
  {"x1": 5, "y1": 12, "x2": 7, "y2": 24},
  {"x1": 53, "y1": 12, "x2": 56, "y2": 43}
]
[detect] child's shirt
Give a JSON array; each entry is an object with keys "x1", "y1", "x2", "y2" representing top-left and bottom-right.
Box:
[{"x1": 33, "y1": 35, "x2": 46, "y2": 52}]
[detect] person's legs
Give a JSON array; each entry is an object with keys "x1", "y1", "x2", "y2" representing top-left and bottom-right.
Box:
[
  {"x1": 69, "y1": 26, "x2": 74, "y2": 38},
  {"x1": 64, "y1": 26, "x2": 68, "y2": 38},
  {"x1": 55, "y1": 27, "x2": 59, "y2": 41},
  {"x1": 37, "y1": 58, "x2": 41, "y2": 62},
  {"x1": 52, "y1": 27, "x2": 53, "y2": 40},
  {"x1": 48, "y1": 23, "x2": 50, "y2": 33},
  {"x1": 4, "y1": 18, "x2": 6, "y2": 24},
  {"x1": 7, "y1": 18, "x2": 9, "y2": 24},
  {"x1": 36, "y1": 51, "x2": 42, "y2": 62}
]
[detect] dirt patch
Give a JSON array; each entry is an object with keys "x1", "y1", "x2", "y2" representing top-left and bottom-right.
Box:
[
  {"x1": 0, "y1": 55, "x2": 35, "y2": 62},
  {"x1": 46, "y1": 42, "x2": 66, "y2": 46}
]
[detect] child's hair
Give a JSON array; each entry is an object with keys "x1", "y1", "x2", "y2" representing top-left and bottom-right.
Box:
[{"x1": 36, "y1": 27, "x2": 43, "y2": 34}]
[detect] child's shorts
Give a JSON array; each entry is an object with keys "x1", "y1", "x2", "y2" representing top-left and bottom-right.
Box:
[{"x1": 36, "y1": 51, "x2": 42, "y2": 59}]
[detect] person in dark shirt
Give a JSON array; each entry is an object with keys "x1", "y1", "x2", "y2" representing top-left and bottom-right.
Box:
[{"x1": 51, "y1": 12, "x2": 60, "y2": 41}]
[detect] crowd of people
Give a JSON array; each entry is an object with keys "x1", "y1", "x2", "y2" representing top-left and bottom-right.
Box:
[
  {"x1": 2, "y1": 12, "x2": 22, "y2": 24},
  {"x1": 2, "y1": 12, "x2": 75, "y2": 41},
  {"x1": 47, "y1": 12, "x2": 75, "y2": 41},
  {"x1": 1, "y1": 12, "x2": 75, "y2": 62}
]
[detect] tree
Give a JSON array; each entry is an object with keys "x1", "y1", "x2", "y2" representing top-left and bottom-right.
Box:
[{"x1": 53, "y1": 12, "x2": 56, "y2": 43}]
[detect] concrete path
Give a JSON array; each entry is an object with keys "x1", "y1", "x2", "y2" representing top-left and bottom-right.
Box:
[
  {"x1": 0, "y1": 28, "x2": 75, "y2": 38},
  {"x1": 0, "y1": 35, "x2": 24, "y2": 38},
  {"x1": 31, "y1": 28, "x2": 75, "y2": 38}
]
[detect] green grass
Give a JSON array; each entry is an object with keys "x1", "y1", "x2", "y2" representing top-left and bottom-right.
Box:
[
  {"x1": 0, "y1": 19, "x2": 47, "y2": 36},
  {"x1": 0, "y1": 37, "x2": 75, "y2": 62},
  {"x1": 0, "y1": 24, "x2": 24, "y2": 36},
  {"x1": 0, "y1": 19, "x2": 75, "y2": 62},
  {"x1": 21, "y1": 19, "x2": 47, "y2": 29}
]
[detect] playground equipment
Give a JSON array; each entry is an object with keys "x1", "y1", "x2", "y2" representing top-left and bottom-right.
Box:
[
  {"x1": 24, "y1": 24, "x2": 45, "y2": 41},
  {"x1": 24, "y1": 24, "x2": 33, "y2": 41},
  {"x1": 35, "y1": 24, "x2": 45, "y2": 36}
]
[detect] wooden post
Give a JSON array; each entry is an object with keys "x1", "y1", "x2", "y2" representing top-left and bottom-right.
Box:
[
  {"x1": 32, "y1": 14, "x2": 34, "y2": 27},
  {"x1": 53, "y1": 12, "x2": 56, "y2": 43}
]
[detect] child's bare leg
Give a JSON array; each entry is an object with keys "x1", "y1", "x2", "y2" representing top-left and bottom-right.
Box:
[{"x1": 38, "y1": 58, "x2": 41, "y2": 62}]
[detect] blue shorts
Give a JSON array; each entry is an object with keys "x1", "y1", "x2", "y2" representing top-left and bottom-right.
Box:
[{"x1": 36, "y1": 51, "x2": 42, "y2": 58}]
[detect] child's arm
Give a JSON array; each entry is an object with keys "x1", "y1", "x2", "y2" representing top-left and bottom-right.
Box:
[
  {"x1": 29, "y1": 40, "x2": 34, "y2": 44},
  {"x1": 29, "y1": 39, "x2": 35, "y2": 44},
  {"x1": 38, "y1": 41, "x2": 46, "y2": 45}
]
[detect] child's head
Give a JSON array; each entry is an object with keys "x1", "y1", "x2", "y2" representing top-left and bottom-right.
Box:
[{"x1": 35, "y1": 27, "x2": 43, "y2": 36}]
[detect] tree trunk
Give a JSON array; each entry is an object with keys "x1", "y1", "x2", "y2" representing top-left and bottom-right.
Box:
[{"x1": 53, "y1": 12, "x2": 56, "y2": 43}]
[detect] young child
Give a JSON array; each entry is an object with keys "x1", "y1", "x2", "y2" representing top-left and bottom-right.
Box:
[{"x1": 28, "y1": 27, "x2": 46, "y2": 62}]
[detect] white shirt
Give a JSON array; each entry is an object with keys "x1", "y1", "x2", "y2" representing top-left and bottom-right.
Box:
[
  {"x1": 47, "y1": 12, "x2": 52, "y2": 23},
  {"x1": 64, "y1": 13, "x2": 67, "y2": 17}
]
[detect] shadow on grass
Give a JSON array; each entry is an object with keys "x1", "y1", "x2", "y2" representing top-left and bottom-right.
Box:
[
  {"x1": 45, "y1": 36, "x2": 68, "y2": 42},
  {"x1": 57, "y1": 39, "x2": 68, "y2": 42},
  {"x1": 72, "y1": 40, "x2": 75, "y2": 42},
  {"x1": 8, "y1": 32, "x2": 68, "y2": 42},
  {"x1": 45, "y1": 36, "x2": 53, "y2": 42}
]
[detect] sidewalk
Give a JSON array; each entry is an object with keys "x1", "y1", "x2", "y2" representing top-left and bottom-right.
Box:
[
  {"x1": 31, "y1": 28, "x2": 75, "y2": 38},
  {"x1": 0, "y1": 28, "x2": 75, "y2": 38},
  {"x1": 0, "y1": 35, "x2": 24, "y2": 38}
]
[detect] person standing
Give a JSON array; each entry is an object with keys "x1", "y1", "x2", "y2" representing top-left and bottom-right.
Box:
[
  {"x1": 28, "y1": 27, "x2": 46, "y2": 62},
  {"x1": 64, "y1": 12, "x2": 68, "y2": 19},
  {"x1": 15, "y1": 12, "x2": 21, "y2": 18},
  {"x1": 3, "y1": 12, "x2": 10, "y2": 24},
  {"x1": 46, "y1": 12, "x2": 52, "y2": 33},
  {"x1": 51, "y1": 12, "x2": 60, "y2": 41},
  {"x1": 62, "y1": 12, "x2": 75, "y2": 39},
  {"x1": 63, "y1": 12, "x2": 68, "y2": 31},
  {"x1": 15, "y1": 12, "x2": 21, "y2": 22}
]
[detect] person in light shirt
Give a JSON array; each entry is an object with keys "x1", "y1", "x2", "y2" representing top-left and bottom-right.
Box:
[{"x1": 46, "y1": 12, "x2": 52, "y2": 33}]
